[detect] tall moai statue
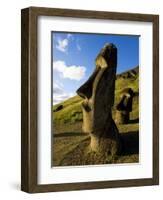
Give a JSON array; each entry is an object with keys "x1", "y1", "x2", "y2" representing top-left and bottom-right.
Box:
[
  {"x1": 115, "y1": 88, "x2": 134, "y2": 124},
  {"x1": 76, "y1": 43, "x2": 121, "y2": 156}
]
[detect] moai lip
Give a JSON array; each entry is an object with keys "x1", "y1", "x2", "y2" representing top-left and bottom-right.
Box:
[{"x1": 76, "y1": 43, "x2": 121, "y2": 155}]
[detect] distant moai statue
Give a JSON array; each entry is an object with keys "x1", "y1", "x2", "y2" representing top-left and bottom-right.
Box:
[
  {"x1": 76, "y1": 43, "x2": 121, "y2": 156},
  {"x1": 115, "y1": 88, "x2": 134, "y2": 124}
]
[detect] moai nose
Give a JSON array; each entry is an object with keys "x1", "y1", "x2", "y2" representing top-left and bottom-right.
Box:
[{"x1": 76, "y1": 67, "x2": 100, "y2": 99}]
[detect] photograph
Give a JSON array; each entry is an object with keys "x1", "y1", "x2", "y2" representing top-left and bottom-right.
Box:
[
  {"x1": 52, "y1": 32, "x2": 139, "y2": 166},
  {"x1": 21, "y1": 7, "x2": 159, "y2": 193}
]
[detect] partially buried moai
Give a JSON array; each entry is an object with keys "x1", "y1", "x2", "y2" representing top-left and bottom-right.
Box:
[
  {"x1": 115, "y1": 88, "x2": 134, "y2": 124},
  {"x1": 76, "y1": 43, "x2": 121, "y2": 156}
]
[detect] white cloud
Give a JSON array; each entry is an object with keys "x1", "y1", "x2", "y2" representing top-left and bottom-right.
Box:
[
  {"x1": 53, "y1": 83, "x2": 63, "y2": 94},
  {"x1": 53, "y1": 93, "x2": 74, "y2": 105},
  {"x1": 76, "y1": 38, "x2": 81, "y2": 51},
  {"x1": 53, "y1": 82, "x2": 74, "y2": 105},
  {"x1": 53, "y1": 60, "x2": 86, "y2": 81},
  {"x1": 67, "y1": 33, "x2": 73, "y2": 39},
  {"x1": 56, "y1": 38, "x2": 68, "y2": 52},
  {"x1": 55, "y1": 79, "x2": 64, "y2": 88},
  {"x1": 55, "y1": 34, "x2": 74, "y2": 53},
  {"x1": 77, "y1": 43, "x2": 81, "y2": 51}
]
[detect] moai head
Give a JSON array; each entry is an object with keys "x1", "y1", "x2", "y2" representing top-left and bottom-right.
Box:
[
  {"x1": 116, "y1": 88, "x2": 134, "y2": 112},
  {"x1": 76, "y1": 43, "x2": 117, "y2": 135},
  {"x1": 115, "y1": 88, "x2": 134, "y2": 124}
]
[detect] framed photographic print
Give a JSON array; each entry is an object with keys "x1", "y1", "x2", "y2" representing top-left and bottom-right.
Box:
[{"x1": 21, "y1": 7, "x2": 159, "y2": 193}]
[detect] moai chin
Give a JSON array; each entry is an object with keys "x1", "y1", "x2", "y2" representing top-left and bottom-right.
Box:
[
  {"x1": 115, "y1": 88, "x2": 134, "y2": 124},
  {"x1": 76, "y1": 43, "x2": 121, "y2": 156}
]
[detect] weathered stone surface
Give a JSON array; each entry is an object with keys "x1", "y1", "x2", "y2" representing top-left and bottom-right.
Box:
[
  {"x1": 115, "y1": 88, "x2": 134, "y2": 124},
  {"x1": 76, "y1": 43, "x2": 121, "y2": 155}
]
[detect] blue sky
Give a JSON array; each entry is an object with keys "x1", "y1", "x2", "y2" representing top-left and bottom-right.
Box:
[{"x1": 52, "y1": 32, "x2": 139, "y2": 105}]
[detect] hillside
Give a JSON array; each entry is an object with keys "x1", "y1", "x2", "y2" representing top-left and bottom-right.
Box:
[{"x1": 52, "y1": 66, "x2": 139, "y2": 166}]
